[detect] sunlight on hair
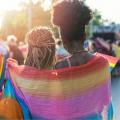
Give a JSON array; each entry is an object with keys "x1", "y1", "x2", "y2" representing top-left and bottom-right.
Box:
[{"x1": 41, "y1": 0, "x2": 52, "y2": 11}]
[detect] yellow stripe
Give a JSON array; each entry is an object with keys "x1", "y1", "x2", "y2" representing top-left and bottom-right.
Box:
[
  {"x1": 0, "y1": 56, "x2": 4, "y2": 78},
  {"x1": 10, "y1": 66, "x2": 110, "y2": 98},
  {"x1": 109, "y1": 63, "x2": 115, "y2": 68}
]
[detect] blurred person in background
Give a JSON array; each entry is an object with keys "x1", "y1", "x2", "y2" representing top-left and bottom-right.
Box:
[
  {"x1": 18, "y1": 41, "x2": 28, "y2": 59},
  {"x1": 7, "y1": 35, "x2": 24, "y2": 65},
  {"x1": 55, "y1": 39, "x2": 70, "y2": 61},
  {"x1": 93, "y1": 37, "x2": 114, "y2": 56},
  {"x1": 106, "y1": 40, "x2": 115, "y2": 56},
  {"x1": 113, "y1": 40, "x2": 120, "y2": 58},
  {"x1": 111, "y1": 40, "x2": 120, "y2": 76},
  {"x1": 88, "y1": 41, "x2": 97, "y2": 53},
  {"x1": 19, "y1": 41, "x2": 25, "y2": 47},
  {"x1": 0, "y1": 40, "x2": 9, "y2": 59}
]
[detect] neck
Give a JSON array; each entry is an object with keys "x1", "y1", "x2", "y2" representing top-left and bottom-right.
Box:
[
  {"x1": 72, "y1": 41, "x2": 84, "y2": 51},
  {"x1": 68, "y1": 40, "x2": 84, "y2": 53}
]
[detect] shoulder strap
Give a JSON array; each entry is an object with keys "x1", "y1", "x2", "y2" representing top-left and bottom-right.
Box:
[{"x1": 66, "y1": 57, "x2": 72, "y2": 68}]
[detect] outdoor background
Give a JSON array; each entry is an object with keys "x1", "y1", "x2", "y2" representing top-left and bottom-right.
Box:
[
  {"x1": 0, "y1": 0, "x2": 119, "y2": 42},
  {"x1": 0, "y1": 0, "x2": 120, "y2": 120}
]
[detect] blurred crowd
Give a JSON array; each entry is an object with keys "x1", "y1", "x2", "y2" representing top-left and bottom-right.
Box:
[
  {"x1": 1, "y1": 35, "x2": 120, "y2": 62},
  {"x1": 1, "y1": 35, "x2": 120, "y2": 67},
  {"x1": 84, "y1": 37, "x2": 120, "y2": 57},
  {"x1": 84, "y1": 37, "x2": 120, "y2": 76},
  {"x1": 0, "y1": 34, "x2": 70, "y2": 65}
]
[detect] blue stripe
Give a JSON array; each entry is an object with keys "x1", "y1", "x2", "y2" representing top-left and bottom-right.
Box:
[
  {"x1": 4, "y1": 70, "x2": 31, "y2": 120},
  {"x1": 0, "y1": 57, "x2": 6, "y2": 91}
]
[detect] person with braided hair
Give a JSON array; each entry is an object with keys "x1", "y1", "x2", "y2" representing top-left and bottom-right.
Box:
[{"x1": 25, "y1": 26, "x2": 55, "y2": 69}]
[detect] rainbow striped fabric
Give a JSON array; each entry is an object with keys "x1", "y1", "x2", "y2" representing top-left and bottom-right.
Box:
[
  {"x1": 0, "y1": 54, "x2": 6, "y2": 91},
  {"x1": 96, "y1": 52, "x2": 119, "y2": 72},
  {"x1": 4, "y1": 55, "x2": 113, "y2": 120}
]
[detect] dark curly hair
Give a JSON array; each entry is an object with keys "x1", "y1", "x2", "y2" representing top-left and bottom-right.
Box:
[{"x1": 52, "y1": 0, "x2": 92, "y2": 41}]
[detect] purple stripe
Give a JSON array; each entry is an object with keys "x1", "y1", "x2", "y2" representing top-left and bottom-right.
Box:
[{"x1": 13, "y1": 81, "x2": 110, "y2": 119}]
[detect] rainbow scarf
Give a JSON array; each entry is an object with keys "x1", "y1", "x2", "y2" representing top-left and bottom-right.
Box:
[
  {"x1": 0, "y1": 54, "x2": 6, "y2": 91},
  {"x1": 96, "y1": 52, "x2": 119, "y2": 72},
  {"x1": 4, "y1": 55, "x2": 113, "y2": 120}
]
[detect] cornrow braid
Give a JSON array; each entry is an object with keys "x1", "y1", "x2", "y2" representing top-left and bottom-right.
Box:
[{"x1": 25, "y1": 26, "x2": 55, "y2": 69}]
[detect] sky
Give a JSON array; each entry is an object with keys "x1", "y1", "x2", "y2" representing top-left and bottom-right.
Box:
[
  {"x1": 0, "y1": 0, "x2": 49, "y2": 13},
  {"x1": 0, "y1": 0, "x2": 120, "y2": 24},
  {"x1": 0, "y1": 0, "x2": 45, "y2": 28},
  {"x1": 86, "y1": 0, "x2": 120, "y2": 23},
  {"x1": 0, "y1": 0, "x2": 27, "y2": 12}
]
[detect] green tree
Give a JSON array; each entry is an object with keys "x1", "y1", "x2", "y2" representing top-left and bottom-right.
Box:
[
  {"x1": 86, "y1": 9, "x2": 104, "y2": 38},
  {"x1": 0, "y1": 10, "x2": 27, "y2": 41},
  {"x1": 0, "y1": 1, "x2": 52, "y2": 42},
  {"x1": 92, "y1": 9, "x2": 103, "y2": 26}
]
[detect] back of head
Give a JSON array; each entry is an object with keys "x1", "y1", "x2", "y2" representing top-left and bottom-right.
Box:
[
  {"x1": 25, "y1": 26, "x2": 55, "y2": 69},
  {"x1": 52, "y1": 0, "x2": 92, "y2": 41},
  {"x1": 0, "y1": 41, "x2": 9, "y2": 59},
  {"x1": 7, "y1": 35, "x2": 17, "y2": 47}
]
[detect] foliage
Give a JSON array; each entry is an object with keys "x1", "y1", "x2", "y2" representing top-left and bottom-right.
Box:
[
  {"x1": 92, "y1": 9, "x2": 103, "y2": 26},
  {"x1": 0, "y1": 0, "x2": 104, "y2": 41},
  {"x1": 0, "y1": 1, "x2": 53, "y2": 42},
  {"x1": 1, "y1": 10, "x2": 27, "y2": 41},
  {"x1": 86, "y1": 9, "x2": 104, "y2": 38}
]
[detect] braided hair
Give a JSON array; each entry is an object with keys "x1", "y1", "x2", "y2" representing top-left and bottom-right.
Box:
[{"x1": 25, "y1": 26, "x2": 55, "y2": 69}]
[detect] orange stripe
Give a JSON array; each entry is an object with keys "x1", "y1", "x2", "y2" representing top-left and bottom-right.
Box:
[
  {"x1": 10, "y1": 66, "x2": 110, "y2": 99},
  {"x1": 0, "y1": 55, "x2": 4, "y2": 78}
]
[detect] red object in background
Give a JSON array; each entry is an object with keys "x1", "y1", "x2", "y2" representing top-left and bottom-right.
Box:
[{"x1": 0, "y1": 91, "x2": 2, "y2": 100}]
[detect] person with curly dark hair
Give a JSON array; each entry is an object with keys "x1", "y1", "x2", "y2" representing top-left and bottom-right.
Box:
[
  {"x1": 52, "y1": 0, "x2": 93, "y2": 68},
  {"x1": 52, "y1": 0, "x2": 113, "y2": 119}
]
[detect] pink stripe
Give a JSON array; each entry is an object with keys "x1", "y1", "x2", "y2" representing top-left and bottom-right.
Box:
[{"x1": 14, "y1": 81, "x2": 110, "y2": 119}]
